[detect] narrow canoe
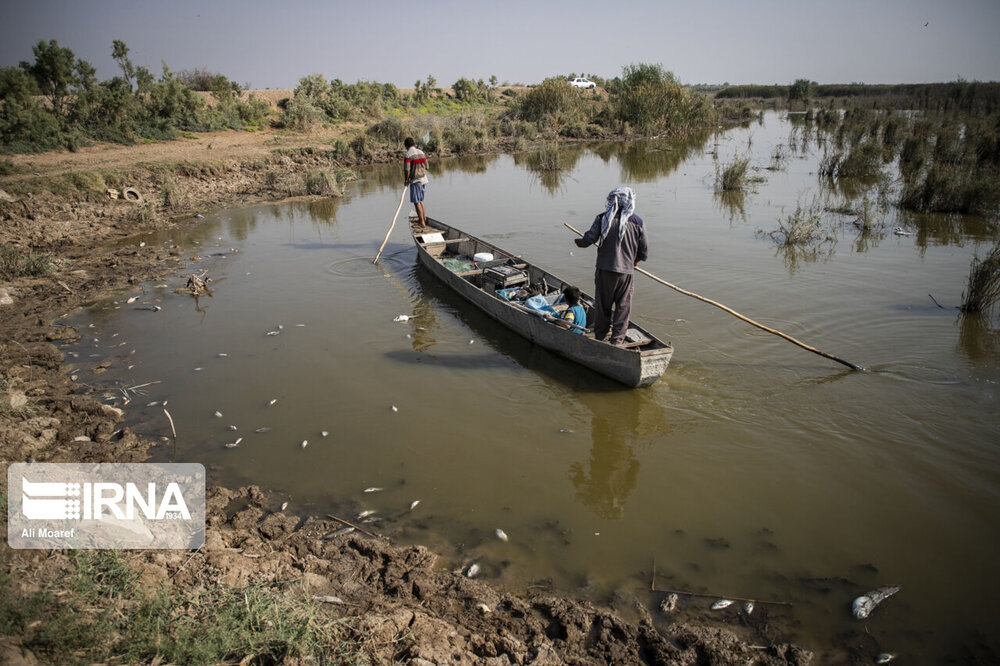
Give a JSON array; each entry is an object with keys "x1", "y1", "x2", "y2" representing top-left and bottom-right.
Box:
[{"x1": 411, "y1": 218, "x2": 673, "y2": 387}]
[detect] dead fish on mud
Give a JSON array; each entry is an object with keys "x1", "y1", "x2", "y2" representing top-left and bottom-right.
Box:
[
  {"x1": 311, "y1": 595, "x2": 345, "y2": 605},
  {"x1": 711, "y1": 599, "x2": 734, "y2": 610},
  {"x1": 742, "y1": 601, "x2": 755, "y2": 615},
  {"x1": 465, "y1": 563, "x2": 481, "y2": 578},
  {"x1": 852, "y1": 585, "x2": 901, "y2": 619},
  {"x1": 321, "y1": 526, "x2": 355, "y2": 540}
]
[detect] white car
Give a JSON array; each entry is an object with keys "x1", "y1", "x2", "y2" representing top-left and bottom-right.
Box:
[{"x1": 569, "y1": 77, "x2": 596, "y2": 89}]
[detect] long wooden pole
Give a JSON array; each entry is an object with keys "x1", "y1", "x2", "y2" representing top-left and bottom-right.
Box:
[
  {"x1": 564, "y1": 223, "x2": 864, "y2": 371},
  {"x1": 373, "y1": 186, "x2": 409, "y2": 264}
]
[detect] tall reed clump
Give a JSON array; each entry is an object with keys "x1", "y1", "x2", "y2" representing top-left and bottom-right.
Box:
[
  {"x1": 716, "y1": 155, "x2": 751, "y2": 191},
  {"x1": 960, "y1": 243, "x2": 1000, "y2": 315}
]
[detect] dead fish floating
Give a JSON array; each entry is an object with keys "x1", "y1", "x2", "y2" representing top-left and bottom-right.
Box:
[
  {"x1": 495, "y1": 528, "x2": 508, "y2": 542},
  {"x1": 465, "y1": 563, "x2": 481, "y2": 578},
  {"x1": 852, "y1": 585, "x2": 901, "y2": 620},
  {"x1": 224, "y1": 437, "x2": 243, "y2": 449},
  {"x1": 364, "y1": 487, "x2": 383, "y2": 493},
  {"x1": 357, "y1": 510, "x2": 376, "y2": 520},
  {"x1": 409, "y1": 500, "x2": 420, "y2": 511},
  {"x1": 711, "y1": 599, "x2": 734, "y2": 610},
  {"x1": 875, "y1": 653, "x2": 896, "y2": 664},
  {"x1": 255, "y1": 427, "x2": 271, "y2": 433}
]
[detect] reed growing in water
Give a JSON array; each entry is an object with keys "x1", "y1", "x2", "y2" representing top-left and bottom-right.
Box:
[
  {"x1": 716, "y1": 156, "x2": 751, "y2": 191},
  {"x1": 961, "y1": 243, "x2": 1000, "y2": 315}
]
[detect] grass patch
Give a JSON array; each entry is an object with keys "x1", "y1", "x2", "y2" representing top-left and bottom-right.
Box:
[
  {"x1": 0, "y1": 243, "x2": 52, "y2": 279},
  {"x1": 0, "y1": 550, "x2": 369, "y2": 664}
]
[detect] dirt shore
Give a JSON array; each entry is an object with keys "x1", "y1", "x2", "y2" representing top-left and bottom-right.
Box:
[{"x1": 0, "y1": 126, "x2": 815, "y2": 664}]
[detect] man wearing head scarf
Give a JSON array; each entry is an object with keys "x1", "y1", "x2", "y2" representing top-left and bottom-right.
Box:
[{"x1": 574, "y1": 186, "x2": 647, "y2": 345}]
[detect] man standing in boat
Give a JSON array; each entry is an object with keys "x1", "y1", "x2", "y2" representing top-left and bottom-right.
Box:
[
  {"x1": 403, "y1": 137, "x2": 429, "y2": 227},
  {"x1": 575, "y1": 186, "x2": 647, "y2": 346}
]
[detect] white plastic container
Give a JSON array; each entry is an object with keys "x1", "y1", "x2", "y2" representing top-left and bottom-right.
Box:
[{"x1": 473, "y1": 252, "x2": 494, "y2": 263}]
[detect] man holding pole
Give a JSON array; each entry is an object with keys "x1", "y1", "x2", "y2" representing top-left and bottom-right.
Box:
[
  {"x1": 574, "y1": 186, "x2": 647, "y2": 346},
  {"x1": 403, "y1": 137, "x2": 429, "y2": 227}
]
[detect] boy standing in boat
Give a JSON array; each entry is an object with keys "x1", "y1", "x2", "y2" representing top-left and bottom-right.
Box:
[
  {"x1": 403, "y1": 137, "x2": 429, "y2": 227},
  {"x1": 574, "y1": 186, "x2": 647, "y2": 346}
]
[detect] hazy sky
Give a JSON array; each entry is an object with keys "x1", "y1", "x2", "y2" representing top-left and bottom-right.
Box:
[{"x1": 2, "y1": 0, "x2": 998, "y2": 90}]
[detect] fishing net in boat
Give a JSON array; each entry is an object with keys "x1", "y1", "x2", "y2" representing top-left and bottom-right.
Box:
[{"x1": 440, "y1": 257, "x2": 476, "y2": 272}]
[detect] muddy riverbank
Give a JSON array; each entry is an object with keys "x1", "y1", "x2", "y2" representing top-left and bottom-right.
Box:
[{"x1": 0, "y1": 133, "x2": 816, "y2": 664}]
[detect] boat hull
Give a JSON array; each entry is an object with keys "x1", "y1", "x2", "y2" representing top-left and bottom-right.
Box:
[{"x1": 412, "y1": 219, "x2": 672, "y2": 388}]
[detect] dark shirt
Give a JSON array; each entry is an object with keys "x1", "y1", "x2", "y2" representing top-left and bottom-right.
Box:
[{"x1": 579, "y1": 212, "x2": 647, "y2": 274}]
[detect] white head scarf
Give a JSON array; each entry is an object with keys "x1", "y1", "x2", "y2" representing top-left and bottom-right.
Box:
[{"x1": 600, "y1": 186, "x2": 636, "y2": 243}]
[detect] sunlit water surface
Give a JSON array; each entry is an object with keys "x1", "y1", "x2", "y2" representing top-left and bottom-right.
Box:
[{"x1": 65, "y1": 113, "x2": 1000, "y2": 663}]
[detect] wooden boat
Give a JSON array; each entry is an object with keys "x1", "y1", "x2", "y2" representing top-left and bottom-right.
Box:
[{"x1": 411, "y1": 217, "x2": 673, "y2": 387}]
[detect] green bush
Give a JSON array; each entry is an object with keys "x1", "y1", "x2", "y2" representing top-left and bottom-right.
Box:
[
  {"x1": 279, "y1": 95, "x2": 325, "y2": 131},
  {"x1": 514, "y1": 78, "x2": 583, "y2": 123}
]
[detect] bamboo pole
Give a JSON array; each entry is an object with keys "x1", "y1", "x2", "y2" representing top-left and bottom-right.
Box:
[
  {"x1": 565, "y1": 222, "x2": 865, "y2": 371},
  {"x1": 373, "y1": 186, "x2": 409, "y2": 264}
]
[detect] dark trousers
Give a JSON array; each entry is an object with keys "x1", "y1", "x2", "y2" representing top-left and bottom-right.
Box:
[{"x1": 594, "y1": 269, "x2": 633, "y2": 344}]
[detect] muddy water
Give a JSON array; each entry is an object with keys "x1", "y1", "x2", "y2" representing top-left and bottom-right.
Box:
[{"x1": 67, "y1": 113, "x2": 999, "y2": 662}]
